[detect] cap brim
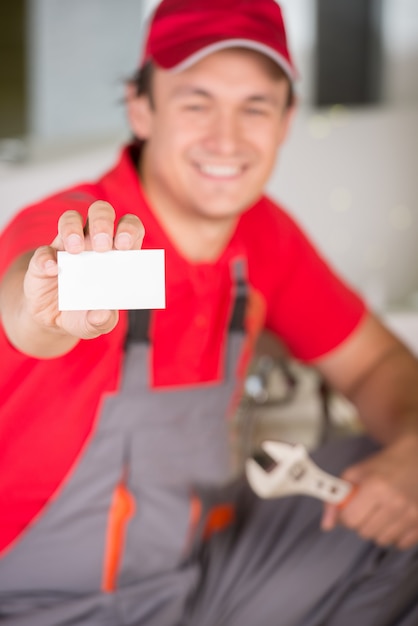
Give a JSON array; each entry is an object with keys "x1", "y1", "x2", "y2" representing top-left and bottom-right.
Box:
[{"x1": 159, "y1": 38, "x2": 298, "y2": 82}]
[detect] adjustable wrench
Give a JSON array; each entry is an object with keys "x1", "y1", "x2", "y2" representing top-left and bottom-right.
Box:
[{"x1": 246, "y1": 440, "x2": 356, "y2": 508}]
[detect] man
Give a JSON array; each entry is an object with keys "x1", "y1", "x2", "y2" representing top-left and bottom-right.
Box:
[{"x1": 0, "y1": 0, "x2": 417, "y2": 624}]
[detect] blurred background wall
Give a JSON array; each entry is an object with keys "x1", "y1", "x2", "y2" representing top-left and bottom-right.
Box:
[{"x1": 0, "y1": 0, "x2": 417, "y2": 313}]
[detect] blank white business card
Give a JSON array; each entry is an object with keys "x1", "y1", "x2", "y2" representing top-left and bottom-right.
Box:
[{"x1": 57, "y1": 250, "x2": 166, "y2": 311}]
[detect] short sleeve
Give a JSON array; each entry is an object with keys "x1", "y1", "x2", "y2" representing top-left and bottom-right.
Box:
[{"x1": 263, "y1": 204, "x2": 367, "y2": 361}]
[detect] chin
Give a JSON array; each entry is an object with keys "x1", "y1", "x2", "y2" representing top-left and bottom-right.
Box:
[
  {"x1": 198, "y1": 205, "x2": 244, "y2": 221},
  {"x1": 198, "y1": 197, "x2": 253, "y2": 219}
]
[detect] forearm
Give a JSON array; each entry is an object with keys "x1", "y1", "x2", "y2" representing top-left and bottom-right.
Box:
[
  {"x1": 317, "y1": 313, "x2": 418, "y2": 445},
  {"x1": 0, "y1": 253, "x2": 79, "y2": 358}
]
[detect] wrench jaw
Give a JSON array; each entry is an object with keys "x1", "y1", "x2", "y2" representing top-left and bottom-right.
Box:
[
  {"x1": 246, "y1": 440, "x2": 352, "y2": 505},
  {"x1": 246, "y1": 458, "x2": 280, "y2": 499}
]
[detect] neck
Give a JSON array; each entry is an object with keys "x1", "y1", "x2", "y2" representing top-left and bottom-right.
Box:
[{"x1": 152, "y1": 198, "x2": 237, "y2": 263}]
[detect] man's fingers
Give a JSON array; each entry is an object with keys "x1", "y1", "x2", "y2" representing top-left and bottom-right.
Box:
[
  {"x1": 352, "y1": 503, "x2": 394, "y2": 544},
  {"x1": 330, "y1": 475, "x2": 418, "y2": 549},
  {"x1": 374, "y1": 514, "x2": 412, "y2": 547},
  {"x1": 398, "y1": 526, "x2": 418, "y2": 550},
  {"x1": 321, "y1": 502, "x2": 338, "y2": 531},
  {"x1": 341, "y1": 459, "x2": 372, "y2": 485},
  {"x1": 321, "y1": 479, "x2": 381, "y2": 533},
  {"x1": 56, "y1": 202, "x2": 116, "y2": 254},
  {"x1": 359, "y1": 502, "x2": 418, "y2": 548},
  {"x1": 54, "y1": 203, "x2": 145, "y2": 254},
  {"x1": 86, "y1": 201, "x2": 116, "y2": 252},
  {"x1": 86, "y1": 203, "x2": 145, "y2": 251},
  {"x1": 30, "y1": 246, "x2": 58, "y2": 277},
  {"x1": 57, "y1": 309, "x2": 119, "y2": 339},
  {"x1": 56, "y1": 210, "x2": 85, "y2": 253},
  {"x1": 85, "y1": 309, "x2": 119, "y2": 336},
  {"x1": 82, "y1": 311, "x2": 119, "y2": 339},
  {"x1": 321, "y1": 484, "x2": 371, "y2": 533},
  {"x1": 339, "y1": 475, "x2": 402, "y2": 541},
  {"x1": 115, "y1": 214, "x2": 145, "y2": 250}
]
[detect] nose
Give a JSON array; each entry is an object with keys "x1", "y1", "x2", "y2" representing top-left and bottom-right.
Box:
[{"x1": 205, "y1": 109, "x2": 241, "y2": 156}]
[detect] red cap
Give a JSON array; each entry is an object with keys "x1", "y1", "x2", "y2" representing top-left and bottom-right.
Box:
[{"x1": 140, "y1": 0, "x2": 298, "y2": 82}]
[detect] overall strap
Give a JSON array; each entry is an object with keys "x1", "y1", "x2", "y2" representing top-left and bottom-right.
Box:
[
  {"x1": 228, "y1": 257, "x2": 249, "y2": 332},
  {"x1": 125, "y1": 309, "x2": 151, "y2": 345},
  {"x1": 125, "y1": 256, "x2": 249, "y2": 346}
]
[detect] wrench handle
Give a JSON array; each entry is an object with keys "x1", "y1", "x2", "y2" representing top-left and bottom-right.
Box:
[{"x1": 337, "y1": 483, "x2": 359, "y2": 510}]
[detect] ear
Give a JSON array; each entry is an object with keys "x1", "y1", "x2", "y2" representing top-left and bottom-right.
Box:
[
  {"x1": 125, "y1": 83, "x2": 153, "y2": 140},
  {"x1": 277, "y1": 98, "x2": 298, "y2": 146}
]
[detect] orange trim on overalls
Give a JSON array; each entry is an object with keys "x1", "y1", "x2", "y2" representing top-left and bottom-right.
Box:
[
  {"x1": 203, "y1": 503, "x2": 236, "y2": 540},
  {"x1": 189, "y1": 495, "x2": 203, "y2": 537},
  {"x1": 102, "y1": 482, "x2": 136, "y2": 592}
]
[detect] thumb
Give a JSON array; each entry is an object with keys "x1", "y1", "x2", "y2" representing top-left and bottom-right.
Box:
[
  {"x1": 321, "y1": 502, "x2": 338, "y2": 531},
  {"x1": 321, "y1": 459, "x2": 375, "y2": 532}
]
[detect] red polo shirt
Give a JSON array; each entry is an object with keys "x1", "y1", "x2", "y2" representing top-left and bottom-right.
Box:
[{"x1": 0, "y1": 144, "x2": 366, "y2": 552}]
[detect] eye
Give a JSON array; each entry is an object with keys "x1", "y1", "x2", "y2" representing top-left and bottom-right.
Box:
[
  {"x1": 245, "y1": 107, "x2": 269, "y2": 117},
  {"x1": 183, "y1": 103, "x2": 209, "y2": 113}
]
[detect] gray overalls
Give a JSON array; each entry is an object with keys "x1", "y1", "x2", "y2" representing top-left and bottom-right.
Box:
[
  {"x1": 0, "y1": 260, "x2": 250, "y2": 626},
  {"x1": 1, "y1": 259, "x2": 418, "y2": 626}
]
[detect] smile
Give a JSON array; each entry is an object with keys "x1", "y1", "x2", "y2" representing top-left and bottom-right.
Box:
[{"x1": 197, "y1": 164, "x2": 243, "y2": 179}]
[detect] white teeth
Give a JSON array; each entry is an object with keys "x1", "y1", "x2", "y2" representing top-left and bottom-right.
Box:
[{"x1": 199, "y1": 164, "x2": 241, "y2": 178}]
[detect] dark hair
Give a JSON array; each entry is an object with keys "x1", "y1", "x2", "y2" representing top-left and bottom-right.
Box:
[
  {"x1": 128, "y1": 62, "x2": 155, "y2": 107},
  {"x1": 128, "y1": 50, "x2": 295, "y2": 110}
]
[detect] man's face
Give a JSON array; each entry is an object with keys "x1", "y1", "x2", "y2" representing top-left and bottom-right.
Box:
[{"x1": 129, "y1": 48, "x2": 294, "y2": 223}]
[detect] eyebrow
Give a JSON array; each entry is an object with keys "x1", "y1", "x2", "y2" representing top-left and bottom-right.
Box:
[
  {"x1": 170, "y1": 86, "x2": 212, "y2": 99},
  {"x1": 170, "y1": 86, "x2": 279, "y2": 106},
  {"x1": 245, "y1": 94, "x2": 279, "y2": 107}
]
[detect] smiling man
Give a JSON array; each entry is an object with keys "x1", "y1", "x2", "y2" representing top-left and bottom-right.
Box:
[
  {"x1": 132, "y1": 48, "x2": 293, "y2": 239},
  {"x1": 0, "y1": 1, "x2": 418, "y2": 625}
]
